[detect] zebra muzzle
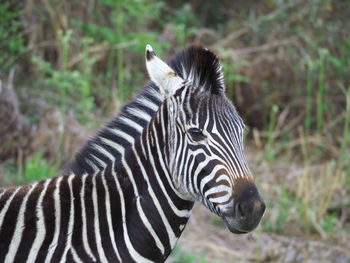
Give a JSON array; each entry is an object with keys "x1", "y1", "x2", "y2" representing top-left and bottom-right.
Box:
[{"x1": 222, "y1": 180, "x2": 265, "y2": 234}]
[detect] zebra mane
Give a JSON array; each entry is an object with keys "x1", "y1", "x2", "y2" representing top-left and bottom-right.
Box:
[
  {"x1": 66, "y1": 83, "x2": 163, "y2": 175},
  {"x1": 168, "y1": 46, "x2": 225, "y2": 95},
  {"x1": 67, "y1": 46, "x2": 223, "y2": 175}
]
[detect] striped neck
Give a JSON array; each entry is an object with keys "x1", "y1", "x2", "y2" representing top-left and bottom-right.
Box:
[
  {"x1": 106, "y1": 100, "x2": 194, "y2": 261},
  {"x1": 66, "y1": 83, "x2": 194, "y2": 261}
]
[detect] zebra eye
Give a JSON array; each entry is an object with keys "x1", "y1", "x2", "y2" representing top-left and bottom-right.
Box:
[{"x1": 188, "y1": 128, "x2": 206, "y2": 141}]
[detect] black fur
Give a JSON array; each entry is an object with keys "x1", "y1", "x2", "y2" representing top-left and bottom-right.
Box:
[
  {"x1": 146, "y1": 49, "x2": 156, "y2": 61},
  {"x1": 169, "y1": 46, "x2": 225, "y2": 95}
]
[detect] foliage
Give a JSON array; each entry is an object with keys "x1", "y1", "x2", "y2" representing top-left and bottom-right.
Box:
[
  {"x1": 23, "y1": 151, "x2": 58, "y2": 184},
  {"x1": 0, "y1": 2, "x2": 26, "y2": 73},
  {"x1": 31, "y1": 30, "x2": 96, "y2": 124},
  {"x1": 171, "y1": 246, "x2": 208, "y2": 263},
  {"x1": 0, "y1": 0, "x2": 349, "y2": 260},
  {"x1": 72, "y1": 0, "x2": 168, "y2": 101},
  {"x1": 1, "y1": 151, "x2": 57, "y2": 186}
]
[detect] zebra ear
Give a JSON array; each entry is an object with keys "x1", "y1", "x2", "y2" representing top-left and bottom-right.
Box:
[{"x1": 145, "y1": 45, "x2": 183, "y2": 97}]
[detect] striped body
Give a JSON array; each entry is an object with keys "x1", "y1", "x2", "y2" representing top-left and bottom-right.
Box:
[
  {"x1": 0, "y1": 85, "x2": 188, "y2": 262},
  {"x1": 0, "y1": 46, "x2": 265, "y2": 262}
]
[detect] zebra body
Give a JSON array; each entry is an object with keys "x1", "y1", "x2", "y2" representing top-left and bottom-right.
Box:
[{"x1": 0, "y1": 45, "x2": 265, "y2": 262}]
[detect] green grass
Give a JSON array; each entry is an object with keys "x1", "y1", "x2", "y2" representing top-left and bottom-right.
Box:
[
  {"x1": 32, "y1": 29, "x2": 96, "y2": 125},
  {"x1": 1, "y1": 151, "x2": 58, "y2": 186},
  {"x1": 263, "y1": 186, "x2": 290, "y2": 233},
  {"x1": 0, "y1": 2, "x2": 26, "y2": 72},
  {"x1": 222, "y1": 57, "x2": 249, "y2": 100},
  {"x1": 23, "y1": 151, "x2": 58, "y2": 184},
  {"x1": 212, "y1": 216, "x2": 225, "y2": 228},
  {"x1": 266, "y1": 105, "x2": 279, "y2": 163},
  {"x1": 341, "y1": 86, "x2": 350, "y2": 159},
  {"x1": 75, "y1": 0, "x2": 168, "y2": 101},
  {"x1": 171, "y1": 246, "x2": 208, "y2": 263},
  {"x1": 304, "y1": 58, "x2": 314, "y2": 136},
  {"x1": 316, "y1": 48, "x2": 328, "y2": 134}
]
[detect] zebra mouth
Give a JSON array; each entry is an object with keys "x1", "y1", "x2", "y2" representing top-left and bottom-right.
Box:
[
  {"x1": 222, "y1": 216, "x2": 250, "y2": 234},
  {"x1": 229, "y1": 228, "x2": 248, "y2": 234},
  {"x1": 219, "y1": 180, "x2": 266, "y2": 234},
  {"x1": 221, "y1": 195, "x2": 265, "y2": 234}
]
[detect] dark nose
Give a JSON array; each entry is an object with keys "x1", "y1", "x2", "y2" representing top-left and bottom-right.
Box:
[
  {"x1": 222, "y1": 179, "x2": 265, "y2": 234},
  {"x1": 235, "y1": 193, "x2": 265, "y2": 231}
]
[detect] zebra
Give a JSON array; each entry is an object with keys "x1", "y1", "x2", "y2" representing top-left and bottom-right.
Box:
[{"x1": 0, "y1": 45, "x2": 265, "y2": 262}]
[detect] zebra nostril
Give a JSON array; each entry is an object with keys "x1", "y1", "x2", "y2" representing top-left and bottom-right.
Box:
[
  {"x1": 235, "y1": 202, "x2": 247, "y2": 220},
  {"x1": 235, "y1": 197, "x2": 266, "y2": 222}
]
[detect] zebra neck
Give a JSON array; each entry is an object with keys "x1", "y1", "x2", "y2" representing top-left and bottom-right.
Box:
[
  {"x1": 67, "y1": 83, "x2": 163, "y2": 176},
  {"x1": 106, "y1": 122, "x2": 194, "y2": 260}
]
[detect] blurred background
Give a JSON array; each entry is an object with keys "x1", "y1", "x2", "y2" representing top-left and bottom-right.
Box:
[{"x1": 0, "y1": 0, "x2": 349, "y2": 262}]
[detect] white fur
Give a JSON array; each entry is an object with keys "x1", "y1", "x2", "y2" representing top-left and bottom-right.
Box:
[{"x1": 145, "y1": 45, "x2": 183, "y2": 97}]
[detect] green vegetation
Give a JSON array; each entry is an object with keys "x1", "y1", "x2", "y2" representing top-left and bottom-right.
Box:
[
  {"x1": 1, "y1": 151, "x2": 57, "y2": 186},
  {"x1": 171, "y1": 246, "x2": 208, "y2": 263},
  {"x1": 31, "y1": 30, "x2": 96, "y2": 123},
  {"x1": 23, "y1": 151, "x2": 58, "y2": 184},
  {"x1": 0, "y1": 0, "x2": 349, "y2": 261},
  {"x1": 266, "y1": 105, "x2": 279, "y2": 163},
  {"x1": 0, "y1": 2, "x2": 26, "y2": 73}
]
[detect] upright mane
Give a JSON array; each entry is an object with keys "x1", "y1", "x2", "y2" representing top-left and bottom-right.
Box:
[
  {"x1": 168, "y1": 46, "x2": 225, "y2": 94},
  {"x1": 67, "y1": 46, "x2": 224, "y2": 175}
]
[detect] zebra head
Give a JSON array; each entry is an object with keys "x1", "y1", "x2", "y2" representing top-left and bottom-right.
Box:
[{"x1": 145, "y1": 45, "x2": 265, "y2": 234}]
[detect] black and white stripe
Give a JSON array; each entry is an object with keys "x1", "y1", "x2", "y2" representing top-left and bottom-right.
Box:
[{"x1": 0, "y1": 45, "x2": 265, "y2": 262}]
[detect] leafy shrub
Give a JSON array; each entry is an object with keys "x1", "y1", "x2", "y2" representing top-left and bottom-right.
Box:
[{"x1": 0, "y1": 2, "x2": 26, "y2": 73}]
